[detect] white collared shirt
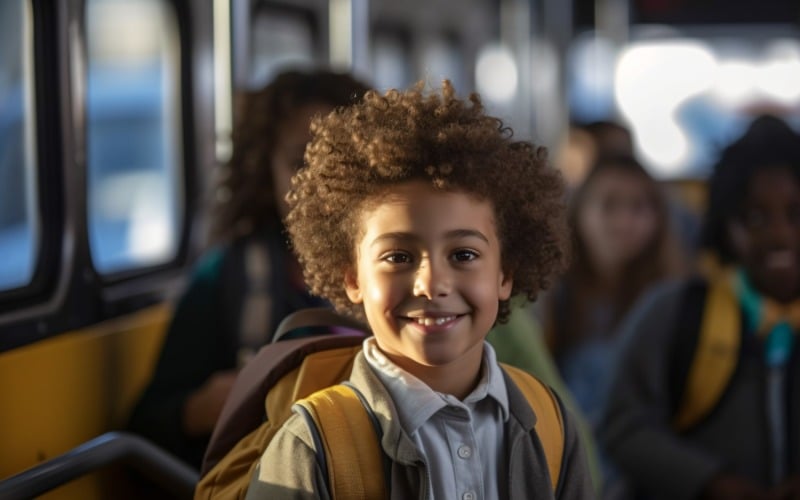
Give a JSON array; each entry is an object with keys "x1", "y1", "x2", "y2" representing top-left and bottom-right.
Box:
[{"x1": 364, "y1": 338, "x2": 509, "y2": 500}]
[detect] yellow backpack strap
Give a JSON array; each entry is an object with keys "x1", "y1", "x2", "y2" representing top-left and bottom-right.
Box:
[
  {"x1": 501, "y1": 363, "x2": 564, "y2": 492},
  {"x1": 672, "y1": 274, "x2": 741, "y2": 431},
  {"x1": 297, "y1": 384, "x2": 387, "y2": 499}
]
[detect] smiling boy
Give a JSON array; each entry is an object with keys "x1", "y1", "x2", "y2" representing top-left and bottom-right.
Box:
[{"x1": 244, "y1": 82, "x2": 593, "y2": 499}]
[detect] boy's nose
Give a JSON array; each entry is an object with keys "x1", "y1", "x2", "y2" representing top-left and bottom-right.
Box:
[{"x1": 413, "y1": 261, "x2": 451, "y2": 299}]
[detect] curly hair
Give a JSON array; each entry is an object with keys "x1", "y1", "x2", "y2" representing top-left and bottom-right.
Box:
[
  {"x1": 211, "y1": 69, "x2": 370, "y2": 242},
  {"x1": 286, "y1": 81, "x2": 569, "y2": 322},
  {"x1": 702, "y1": 115, "x2": 800, "y2": 263}
]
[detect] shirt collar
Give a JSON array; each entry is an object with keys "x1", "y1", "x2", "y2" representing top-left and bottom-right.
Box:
[{"x1": 362, "y1": 338, "x2": 509, "y2": 435}]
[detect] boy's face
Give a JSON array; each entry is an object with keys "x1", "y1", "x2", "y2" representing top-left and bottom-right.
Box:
[
  {"x1": 344, "y1": 181, "x2": 513, "y2": 374},
  {"x1": 728, "y1": 167, "x2": 800, "y2": 303}
]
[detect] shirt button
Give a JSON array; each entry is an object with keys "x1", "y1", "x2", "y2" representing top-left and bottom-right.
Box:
[
  {"x1": 457, "y1": 445, "x2": 472, "y2": 459},
  {"x1": 462, "y1": 491, "x2": 476, "y2": 500}
]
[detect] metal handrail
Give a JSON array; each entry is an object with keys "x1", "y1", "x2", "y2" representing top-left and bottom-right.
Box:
[{"x1": 0, "y1": 431, "x2": 198, "y2": 499}]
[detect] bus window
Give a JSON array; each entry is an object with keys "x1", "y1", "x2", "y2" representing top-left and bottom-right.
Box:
[
  {"x1": 246, "y1": 5, "x2": 317, "y2": 89},
  {"x1": 568, "y1": 26, "x2": 800, "y2": 179},
  {"x1": 85, "y1": 0, "x2": 183, "y2": 275},
  {"x1": 371, "y1": 28, "x2": 413, "y2": 91},
  {"x1": 0, "y1": 0, "x2": 37, "y2": 291},
  {"x1": 420, "y1": 34, "x2": 466, "y2": 92}
]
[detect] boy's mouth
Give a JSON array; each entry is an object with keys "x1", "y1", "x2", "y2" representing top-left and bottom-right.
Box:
[
  {"x1": 399, "y1": 312, "x2": 466, "y2": 330},
  {"x1": 411, "y1": 315, "x2": 458, "y2": 326}
]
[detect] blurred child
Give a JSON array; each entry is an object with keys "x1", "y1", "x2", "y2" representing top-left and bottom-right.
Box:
[
  {"x1": 556, "y1": 125, "x2": 597, "y2": 190},
  {"x1": 555, "y1": 120, "x2": 633, "y2": 191},
  {"x1": 128, "y1": 69, "x2": 369, "y2": 469},
  {"x1": 601, "y1": 115, "x2": 800, "y2": 500},
  {"x1": 545, "y1": 155, "x2": 683, "y2": 428},
  {"x1": 245, "y1": 82, "x2": 594, "y2": 498},
  {"x1": 583, "y1": 121, "x2": 634, "y2": 160}
]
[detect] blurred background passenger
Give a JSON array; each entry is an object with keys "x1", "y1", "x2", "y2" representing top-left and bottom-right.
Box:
[
  {"x1": 582, "y1": 120, "x2": 701, "y2": 263},
  {"x1": 128, "y1": 69, "x2": 369, "y2": 469},
  {"x1": 488, "y1": 297, "x2": 604, "y2": 492},
  {"x1": 555, "y1": 120, "x2": 701, "y2": 261},
  {"x1": 556, "y1": 124, "x2": 598, "y2": 191},
  {"x1": 584, "y1": 120, "x2": 635, "y2": 160},
  {"x1": 544, "y1": 155, "x2": 684, "y2": 429},
  {"x1": 601, "y1": 115, "x2": 800, "y2": 500},
  {"x1": 556, "y1": 120, "x2": 635, "y2": 191}
]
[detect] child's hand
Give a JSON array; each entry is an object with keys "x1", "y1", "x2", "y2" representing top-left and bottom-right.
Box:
[
  {"x1": 771, "y1": 475, "x2": 800, "y2": 500},
  {"x1": 183, "y1": 370, "x2": 239, "y2": 436},
  {"x1": 701, "y1": 474, "x2": 774, "y2": 500}
]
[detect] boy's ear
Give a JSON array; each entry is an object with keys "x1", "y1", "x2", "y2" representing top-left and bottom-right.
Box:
[
  {"x1": 498, "y1": 271, "x2": 513, "y2": 301},
  {"x1": 344, "y1": 267, "x2": 363, "y2": 304}
]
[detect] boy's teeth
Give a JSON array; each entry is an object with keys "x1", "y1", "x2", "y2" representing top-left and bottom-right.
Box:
[{"x1": 415, "y1": 316, "x2": 455, "y2": 326}]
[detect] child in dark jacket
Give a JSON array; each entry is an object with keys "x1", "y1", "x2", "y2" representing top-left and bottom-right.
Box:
[
  {"x1": 601, "y1": 115, "x2": 800, "y2": 500},
  {"x1": 244, "y1": 82, "x2": 594, "y2": 499},
  {"x1": 128, "y1": 69, "x2": 369, "y2": 469}
]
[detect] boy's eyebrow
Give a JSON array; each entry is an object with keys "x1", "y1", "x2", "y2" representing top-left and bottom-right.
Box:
[
  {"x1": 446, "y1": 229, "x2": 490, "y2": 244},
  {"x1": 370, "y1": 229, "x2": 490, "y2": 247}
]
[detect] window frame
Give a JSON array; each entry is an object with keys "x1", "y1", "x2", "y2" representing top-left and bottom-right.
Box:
[
  {"x1": 233, "y1": 0, "x2": 324, "y2": 91},
  {"x1": 0, "y1": 0, "x2": 64, "y2": 311},
  {"x1": 370, "y1": 22, "x2": 414, "y2": 90},
  {"x1": 0, "y1": 0, "x2": 208, "y2": 352},
  {"x1": 82, "y1": 0, "x2": 190, "y2": 282},
  {"x1": 90, "y1": 0, "x2": 201, "y2": 301}
]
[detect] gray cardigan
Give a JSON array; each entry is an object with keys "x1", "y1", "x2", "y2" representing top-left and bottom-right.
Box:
[
  {"x1": 245, "y1": 352, "x2": 595, "y2": 499},
  {"x1": 600, "y1": 280, "x2": 800, "y2": 500}
]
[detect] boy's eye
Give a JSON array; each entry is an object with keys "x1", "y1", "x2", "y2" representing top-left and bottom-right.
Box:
[
  {"x1": 452, "y1": 249, "x2": 478, "y2": 262},
  {"x1": 382, "y1": 252, "x2": 413, "y2": 264}
]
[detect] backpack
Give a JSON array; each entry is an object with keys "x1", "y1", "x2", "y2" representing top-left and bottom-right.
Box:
[
  {"x1": 669, "y1": 276, "x2": 742, "y2": 431},
  {"x1": 195, "y1": 308, "x2": 566, "y2": 499}
]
